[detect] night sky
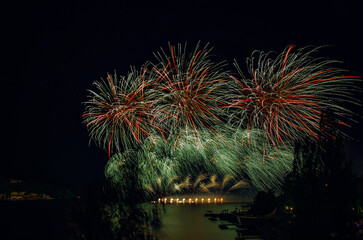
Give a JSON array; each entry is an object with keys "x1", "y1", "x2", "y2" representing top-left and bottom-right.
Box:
[{"x1": 1, "y1": 0, "x2": 363, "y2": 194}]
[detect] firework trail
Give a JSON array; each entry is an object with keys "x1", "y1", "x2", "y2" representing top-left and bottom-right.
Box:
[
  {"x1": 199, "y1": 174, "x2": 249, "y2": 194},
  {"x1": 87, "y1": 43, "x2": 360, "y2": 201},
  {"x1": 142, "y1": 173, "x2": 249, "y2": 200},
  {"x1": 137, "y1": 128, "x2": 294, "y2": 198},
  {"x1": 104, "y1": 150, "x2": 144, "y2": 199},
  {"x1": 105, "y1": 128, "x2": 294, "y2": 200},
  {"x1": 229, "y1": 45, "x2": 361, "y2": 147},
  {"x1": 139, "y1": 155, "x2": 180, "y2": 198},
  {"x1": 214, "y1": 128, "x2": 294, "y2": 190},
  {"x1": 148, "y1": 42, "x2": 232, "y2": 148},
  {"x1": 143, "y1": 175, "x2": 180, "y2": 198}
]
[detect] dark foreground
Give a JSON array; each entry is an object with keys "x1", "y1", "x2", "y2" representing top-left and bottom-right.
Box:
[
  {"x1": 1, "y1": 198, "x2": 362, "y2": 240},
  {"x1": 0, "y1": 199, "x2": 243, "y2": 240},
  {"x1": 0, "y1": 199, "x2": 81, "y2": 239}
]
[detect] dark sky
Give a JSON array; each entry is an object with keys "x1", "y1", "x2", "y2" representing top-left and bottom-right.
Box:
[{"x1": 1, "y1": 0, "x2": 363, "y2": 193}]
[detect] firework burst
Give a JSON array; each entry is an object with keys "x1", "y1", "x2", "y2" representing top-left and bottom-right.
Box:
[
  {"x1": 149, "y1": 42, "x2": 232, "y2": 148},
  {"x1": 82, "y1": 67, "x2": 164, "y2": 157},
  {"x1": 85, "y1": 43, "x2": 360, "y2": 201},
  {"x1": 229, "y1": 45, "x2": 361, "y2": 146},
  {"x1": 141, "y1": 128, "x2": 293, "y2": 194},
  {"x1": 104, "y1": 128, "x2": 294, "y2": 200}
]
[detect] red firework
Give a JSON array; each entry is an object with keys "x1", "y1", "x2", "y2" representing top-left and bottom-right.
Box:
[
  {"x1": 149, "y1": 43, "x2": 232, "y2": 148},
  {"x1": 229, "y1": 45, "x2": 360, "y2": 148},
  {"x1": 83, "y1": 70, "x2": 165, "y2": 158}
]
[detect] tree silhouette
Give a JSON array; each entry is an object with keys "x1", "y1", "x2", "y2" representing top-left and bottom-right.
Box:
[{"x1": 279, "y1": 110, "x2": 356, "y2": 239}]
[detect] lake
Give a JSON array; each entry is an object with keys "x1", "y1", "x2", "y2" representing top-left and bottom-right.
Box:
[
  {"x1": 154, "y1": 203, "x2": 248, "y2": 240},
  {"x1": 0, "y1": 199, "x2": 250, "y2": 239}
]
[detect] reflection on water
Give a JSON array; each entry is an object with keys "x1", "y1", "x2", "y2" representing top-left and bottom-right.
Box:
[
  {"x1": 75, "y1": 201, "x2": 247, "y2": 240},
  {"x1": 157, "y1": 203, "x2": 243, "y2": 240},
  {"x1": 100, "y1": 203, "x2": 161, "y2": 239}
]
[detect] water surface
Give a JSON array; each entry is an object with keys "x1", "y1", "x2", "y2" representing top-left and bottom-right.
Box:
[{"x1": 156, "y1": 203, "x2": 246, "y2": 240}]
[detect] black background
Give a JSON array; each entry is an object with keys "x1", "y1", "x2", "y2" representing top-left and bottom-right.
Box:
[{"x1": 1, "y1": 0, "x2": 362, "y2": 193}]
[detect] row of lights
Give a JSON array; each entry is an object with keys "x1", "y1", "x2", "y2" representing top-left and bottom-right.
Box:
[{"x1": 151, "y1": 197, "x2": 224, "y2": 204}]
